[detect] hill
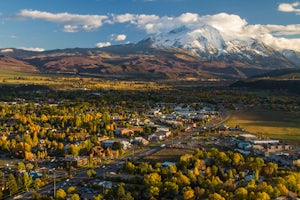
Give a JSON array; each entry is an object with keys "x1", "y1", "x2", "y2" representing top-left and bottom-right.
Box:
[
  {"x1": 230, "y1": 68, "x2": 300, "y2": 94},
  {"x1": 0, "y1": 38, "x2": 299, "y2": 80}
]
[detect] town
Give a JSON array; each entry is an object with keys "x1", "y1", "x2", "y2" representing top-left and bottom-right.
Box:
[{"x1": 0, "y1": 85, "x2": 299, "y2": 200}]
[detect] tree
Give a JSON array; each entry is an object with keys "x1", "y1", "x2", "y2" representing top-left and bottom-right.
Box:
[
  {"x1": 248, "y1": 157, "x2": 264, "y2": 181},
  {"x1": 18, "y1": 162, "x2": 26, "y2": 171},
  {"x1": 235, "y1": 187, "x2": 248, "y2": 200},
  {"x1": 67, "y1": 186, "x2": 77, "y2": 194},
  {"x1": 263, "y1": 162, "x2": 278, "y2": 177},
  {"x1": 124, "y1": 161, "x2": 135, "y2": 174},
  {"x1": 115, "y1": 182, "x2": 126, "y2": 198},
  {"x1": 147, "y1": 186, "x2": 160, "y2": 198},
  {"x1": 172, "y1": 172, "x2": 190, "y2": 190},
  {"x1": 56, "y1": 188, "x2": 67, "y2": 200},
  {"x1": 8, "y1": 174, "x2": 18, "y2": 196},
  {"x1": 144, "y1": 173, "x2": 162, "y2": 187},
  {"x1": 208, "y1": 193, "x2": 225, "y2": 200},
  {"x1": 183, "y1": 187, "x2": 195, "y2": 200},
  {"x1": 256, "y1": 192, "x2": 271, "y2": 200},
  {"x1": 70, "y1": 194, "x2": 80, "y2": 200},
  {"x1": 87, "y1": 169, "x2": 96, "y2": 178},
  {"x1": 163, "y1": 181, "x2": 179, "y2": 196},
  {"x1": 33, "y1": 178, "x2": 43, "y2": 190},
  {"x1": 276, "y1": 183, "x2": 289, "y2": 196},
  {"x1": 23, "y1": 172, "x2": 33, "y2": 192}
]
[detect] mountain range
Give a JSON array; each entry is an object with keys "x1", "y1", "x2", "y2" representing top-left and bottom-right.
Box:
[{"x1": 1, "y1": 25, "x2": 299, "y2": 80}]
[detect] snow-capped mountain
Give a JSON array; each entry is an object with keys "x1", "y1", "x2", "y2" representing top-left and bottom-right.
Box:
[
  {"x1": 150, "y1": 25, "x2": 295, "y2": 64},
  {"x1": 282, "y1": 49, "x2": 300, "y2": 64}
]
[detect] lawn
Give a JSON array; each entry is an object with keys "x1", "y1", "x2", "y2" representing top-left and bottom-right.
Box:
[{"x1": 224, "y1": 110, "x2": 300, "y2": 144}]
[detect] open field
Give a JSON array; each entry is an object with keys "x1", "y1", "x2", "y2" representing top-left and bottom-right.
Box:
[
  {"x1": 143, "y1": 148, "x2": 194, "y2": 163},
  {"x1": 224, "y1": 110, "x2": 300, "y2": 144},
  {"x1": 0, "y1": 70, "x2": 169, "y2": 91}
]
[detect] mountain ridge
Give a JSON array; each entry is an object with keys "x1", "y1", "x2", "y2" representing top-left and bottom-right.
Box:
[{"x1": 0, "y1": 29, "x2": 299, "y2": 80}]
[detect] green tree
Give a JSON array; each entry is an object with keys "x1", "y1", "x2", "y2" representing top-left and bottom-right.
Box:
[
  {"x1": 163, "y1": 181, "x2": 179, "y2": 196},
  {"x1": 67, "y1": 186, "x2": 77, "y2": 194},
  {"x1": 124, "y1": 161, "x2": 135, "y2": 174},
  {"x1": 263, "y1": 162, "x2": 278, "y2": 177},
  {"x1": 18, "y1": 162, "x2": 26, "y2": 171},
  {"x1": 8, "y1": 174, "x2": 18, "y2": 196},
  {"x1": 256, "y1": 192, "x2": 271, "y2": 200},
  {"x1": 147, "y1": 186, "x2": 160, "y2": 198},
  {"x1": 248, "y1": 157, "x2": 264, "y2": 181},
  {"x1": 144, "y1": 173, "x2": 162, "y2": 187},
  {"x1": 93, "y1": 194, "x2": 104, "y2": 200},
  {"x1": 23, "y1": 172, "x2": 33, "y2": 192},
  {"x1": 87, "y1": 169, "x2": 96, "y2": 178}
]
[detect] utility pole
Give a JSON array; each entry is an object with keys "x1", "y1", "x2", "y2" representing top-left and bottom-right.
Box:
[{"x1": 171, "y1": 131, "x2": 174, "y2": 147}]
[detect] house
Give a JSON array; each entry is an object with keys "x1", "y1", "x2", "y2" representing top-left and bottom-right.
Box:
[
  {"x1": 269, "y1": 152, "x2": 300, "y2": 167},
  {"x1": 132, "y1": 137, "x2": 149, "y2": 145},
  {"x1": 64, "y1": 155, "x2": 88, "y2": 167},
  {"x1": 238, "y1": 133, "x2": 257, "y2": 141},
  {"x1": 102, "y1": 140, "x2": 115, "y2": 149},
  {"x1": 97, "y1": 136, "x2": 109, "y2": 142},
  {"x1": 114, "y1": 127, "x2": 143, "y2": 137},
  {"x1": 237, "y1": 142, "x2": 251, "y2": 150},
  {"x1": 162, "y1": 161, "x2": 176, "y2": 167},
  {"x1": 250, "y1": 140, "x2": 280, "y2": 144},
  {"x1": 217, "y1": 124, "x2": 228, "y2": 131},
  {"x1": 115, "y1": 128, "x2": 134, "y2": 136},
  {"x1": 92, "y1": 146, "x2": 105, "y2": 156},
  {"x1": 120, "y1": 141, "x2": 131, "y2": 149},
  {"x1": 28, "y1": 171, "x2": 42, "y2": 179},
  {"x1": 148, "y1": 133, "x2": 165, "y2": 141}
]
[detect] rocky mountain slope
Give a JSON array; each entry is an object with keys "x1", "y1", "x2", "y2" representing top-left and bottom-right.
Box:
[{"x1": 0, "y1": 27, "x2": 299, "y2": 80}]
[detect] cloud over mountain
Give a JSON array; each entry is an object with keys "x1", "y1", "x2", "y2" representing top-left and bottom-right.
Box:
[
  {"x1": 96, "y1": 42, "x2": 111, "y2": 48},
  {"x1": 15, "y1": 10, "x2": 300, "y2": 51},
  {"x1": 19, "y1": 47, "x2": 45, "y2": 52}
]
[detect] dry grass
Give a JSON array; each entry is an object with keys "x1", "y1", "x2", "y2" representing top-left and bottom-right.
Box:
[
  {"x1": 143, "y1": 148, "x2": 194, "y2": 163},
  {"x1": 0, "y1": 70, "x2": 170, "y2": 91}
]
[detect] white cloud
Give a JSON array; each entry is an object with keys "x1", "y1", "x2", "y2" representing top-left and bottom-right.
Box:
[
  {"x1": 112, "y1": 12, "x2": 300, "y2": 51},
  {"x1": 17, "y1": 9, "x2": 108, "y2": 32},
  {"x1": 1, "y1": 49, "x2": 14, "y2": 53},
  {"x1": 14, "y1": 9, "x2": 300, "y2": 51},
  {"x1": 96, "y1": 42, "x2": 111, "y2": 48},
  {"x1": 278, "y1": 2, "x2": 300, "y2": 14},
  {"x1": 111, "y1": 34, "x2": 127, "y2": 41},
  {"x1": 19, "y1": 47, "x2": 45, "y2": 52}
]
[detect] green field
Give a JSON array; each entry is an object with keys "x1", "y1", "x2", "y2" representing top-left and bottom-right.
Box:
[{"x1": 224, "y1": 110, "x2": 300, "y2": 144}]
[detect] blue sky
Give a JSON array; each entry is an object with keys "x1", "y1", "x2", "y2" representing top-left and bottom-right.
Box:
[{"x1": 0, "y1": 0, "x2": 300, "y2": 51}]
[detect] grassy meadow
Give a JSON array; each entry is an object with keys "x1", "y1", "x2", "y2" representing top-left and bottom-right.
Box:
[{"x1": 224, "y1": 110, "x2": 300, "y2": 144}]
